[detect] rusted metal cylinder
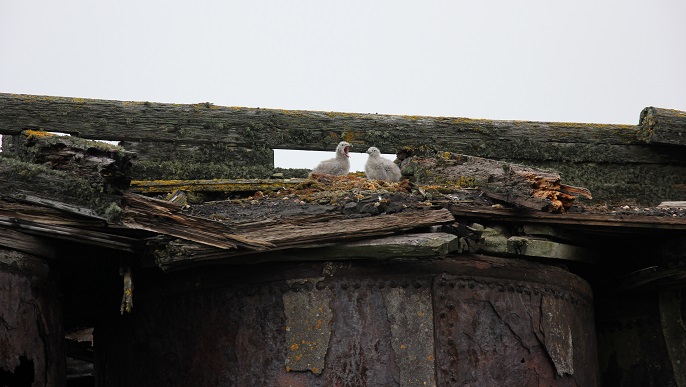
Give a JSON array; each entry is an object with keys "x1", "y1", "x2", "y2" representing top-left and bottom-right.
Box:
[
  {"x1": 0, "y1": 248, "x2": 65, "y2": 386},
  {"x1": 95, "y1": 255, "x2": 598, "y2": 386}
]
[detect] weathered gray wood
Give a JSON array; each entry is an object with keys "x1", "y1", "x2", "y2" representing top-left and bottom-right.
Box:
[
  {"x1": 153, "y1": 208, "x2": 456, "y2": 270},
  {"x1": 403, "y1": 152, "x2": 591, "y2": 212},
  {"x1": 0, "y1": 157, "x2": 122, "y2": 218},
  {"x1": 639, "y1": 107, "x2": 686, "y2": 146},
  {"x1": 0, "y1": 200, "x2": 142, "y2": 252},
  {"x1": 295, "y1": 232, "x2": 460, "y2": 260},
  {"x1": 129, "y1": 178, "x2": 307, "y2": 194},
  {"x1": 1, "y1": 93, "x2": 682, "y2": 204},
  {"x1": 448, "y1": 204, "x2": 686, "y2": 231},
  {"x1": 121, "y1": 193, "x2": 275, "y2": 251},
  {"x1": 658, "y1": 201, "x2": 686, "y2": 209},
  {"x1": 119, "y1": 140, "x2": 274, "y2": 180},
  {"x1": 0, "y1": 93, "x2": 658, "y2": 163}
]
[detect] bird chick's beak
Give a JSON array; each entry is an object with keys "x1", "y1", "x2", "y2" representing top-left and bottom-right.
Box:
[{"x1": 344, "y1": 145, "x2": 350, "y2": 157}]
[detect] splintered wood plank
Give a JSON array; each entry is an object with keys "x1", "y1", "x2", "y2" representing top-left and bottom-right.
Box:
[
  {"x1": 405, "y1": 152, "x2": 591, "y2": 213},
  {"x1": 154, "y1": 208, "x2": 455, "y2": 269},
  {"x1": 235, "y1": 208, "x2": 455, "y2": 247},
  {"x1": 120, "y1": 193, "x2": 274, "y2": 251}
]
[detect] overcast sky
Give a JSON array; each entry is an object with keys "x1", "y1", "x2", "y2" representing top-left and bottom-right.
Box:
[{"x1": 1, "y1": 0, "x2": 685, "y2": 171}]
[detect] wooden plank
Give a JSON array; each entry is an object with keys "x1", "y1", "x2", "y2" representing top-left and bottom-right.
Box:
[
  {"x1": 292, "y1": 232, "x2": 460, "y2": 260},
  {"x1": 639, "y1": 107, "x2": 686, "y2": 146},
  {"x1": 120, "y1": 193, "x2": 275, "y2": 251},
  {"x1": 120, "y1": 140, "x2": 274, "y2": 180},
  {"x1": 448, "y1": 204, "x2": 686, "y2": 231},
  {"x1": 154, "y1": 208, "x2": 456, "y2": 269},
  {"x1": 0, "y1": 93, "x2": 664, "y2": 164},
  {"x1": 0, "y1": 228, "x2": 56, "y2": 259},
  {"x1": 129, "y1": 178, "x2": 307, "y2": 194}
]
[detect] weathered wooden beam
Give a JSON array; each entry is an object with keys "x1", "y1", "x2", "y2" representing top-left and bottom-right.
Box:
[
  {"x1": 448, "y1": 204, "x2": 686, "y2": 231},
  {"x1": 294, "y1": 232, "x2": 460, "y2": 260},
  {"x1": 0, "y1": 157, "x2": 122, "y2": 219},
  {"x1": 0, "y1": 93, "x2": 654, "y2": 163},
  {"x1": 153, "y1": 208, "x2": 456, "y2": 270},
  {"x1": 129, "y1": 178, "x2": 307, "y2": 194},
  {"x1": 120, "y1": 193, "x2": 275, "y2": 251},
  {"x1": 119, "y1": 140, "x2": 274, "y2": 180},
  {"x1": 639, "y1": 107, "x2": 686, "y2": 146}
]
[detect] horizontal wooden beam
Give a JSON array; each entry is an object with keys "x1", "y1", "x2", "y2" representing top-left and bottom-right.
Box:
[
  {"x1": 448, "y1": 204, "x2": 686, "y2": 231},
  {"x1": 0, "y1": 93, "x2": 666, "y2": 164},
  {"x1": 129, "y1": 178, "x2": 307, "y2": 194}
]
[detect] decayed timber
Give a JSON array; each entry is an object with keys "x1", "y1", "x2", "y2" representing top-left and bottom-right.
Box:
[
  {"x1": 639, "y1": 107, "x2": 686, "y2": 146},
  {"x1": 129, "y1": 178, "x2": 307, "y2": 194},
  {"x1": 154, "y1": 208, "x2": 455, "y2": 269},
  {"x1": 0, "y1": 157, "x2": 121, "y2": 219},
  {"x1": 1, "y1": 93, "x2": 683, "y2": 204},
  {"x1": 403, "y1": 152, "x2": 591, "y2": 212},
  {"x1": 17, "y1": 130, "x2": 133, "y2": 193},
  {"x1": 0, "y1": 199, "x2": 142, "y2": 252},
  {"x1": 448, "y1": 204, "x2": 686, "y2": 231},
  {"x1": 120, "y1": 193, "x2": 274, "y2": 251},
  {"x1": 0, "y1": 92, "x2": 655, "y2": 163}
]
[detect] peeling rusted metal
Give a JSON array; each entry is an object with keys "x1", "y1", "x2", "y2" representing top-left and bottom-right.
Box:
[
  {"x1": 283, "y1": 278, "x2": 332, "y2": 374},
  {"x1": 382, "y1": 282, "x2": 436, "y2": 386},
  {"x1": 95, "y1": 256, "x2": 598, "y2": 386}
]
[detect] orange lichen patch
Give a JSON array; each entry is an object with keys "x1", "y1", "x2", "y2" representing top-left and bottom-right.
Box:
[{"x1": 23, "y1": 130, "x2": 58, "y2": 139}]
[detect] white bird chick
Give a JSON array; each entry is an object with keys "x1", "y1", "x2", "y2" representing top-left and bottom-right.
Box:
[
  {"x1": 309, "y1": 141, "x2": 351, "y2": 176},
  {"x1": 365, "y1": 147, "x2": 402, "y2": 181}
]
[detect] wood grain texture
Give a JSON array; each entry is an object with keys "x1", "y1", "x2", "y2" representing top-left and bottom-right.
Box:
[{"x1": 639, "y1": 107, "x2": 686, "y2": 146}]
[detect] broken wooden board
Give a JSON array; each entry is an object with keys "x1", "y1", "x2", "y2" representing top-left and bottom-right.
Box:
[
  {"x1": 639, "y1": 107, "x2": 686, "y2": 147},
  {"x1": 0, "y1": 157, "x2": 123, "y2": 219},
  {"x1": 17, "y1": 130, "x2": 133, "y2": 193},
  {"x1": 0, "y1": 199, "x2": 142, "y2": 253},
  {"x1": 448, "y1": 204, "x2": 686, "y2": 232},
  {"x1": 153, "y1": 208, "x2": 456, "y2": 270},
  {"x1": 120, "y1": 193, "x2": 274, "y2": 251},
  {"x1": 402, "y1": 152, "x2": 591, "y2": 213}
]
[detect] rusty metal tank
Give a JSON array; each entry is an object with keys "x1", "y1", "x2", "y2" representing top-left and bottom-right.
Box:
[{"x1": 95, "y1": 255, "x2": 598, "y2": 386}]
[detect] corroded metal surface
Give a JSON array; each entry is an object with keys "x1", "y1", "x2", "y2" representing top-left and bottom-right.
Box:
[
  {"x1": 95, "y1": 255, "x2": 598, "y2": 386},
  {"x1": 382, "y1": 284, "x2": 435, "y2": 386},
  {"x1": 283, "y1": 278, "x2": 332, "y2": 374},
  {"x1": 0, "y1": 249, "x2": 65, "y2": 386},
  {"x1": 433, "y1": 270, "x2": 597, "y2": 386}
]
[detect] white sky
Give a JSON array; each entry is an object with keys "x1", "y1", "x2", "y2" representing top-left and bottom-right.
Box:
[{"x1": 1, "y1": 0, "x2": 685, "y2": 172}]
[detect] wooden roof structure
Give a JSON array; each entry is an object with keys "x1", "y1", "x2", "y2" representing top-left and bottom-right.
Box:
[{"x1": 1, "y1": 93, "x2": 685, "y2": 385}]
